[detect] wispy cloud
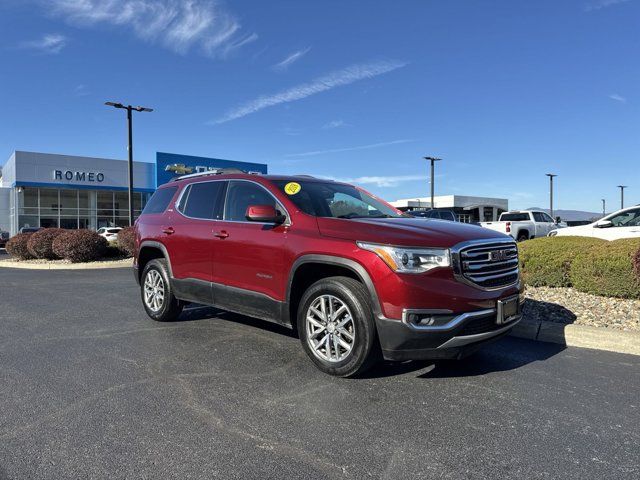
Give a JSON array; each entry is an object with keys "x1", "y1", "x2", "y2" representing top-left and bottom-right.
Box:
[
  {"x1": 273, "y1": 47, "x2": 311, "y2": 71},
  {"x1": 45, "y1": 0, "x2": 256, "y2": 58},
  {"x1": 285, "y1": 139, "x2": 414, "y2": 158},
  {"x1": 20, "y1": 33, "x2": 67, "y2": 54},
  {"x1": 585, "y1": 0, "x2": 630, "y2": 11},
  {"x1": 322, "y1": 119, "x2": 349, "y2": 129},
  {"x1": 213, "y1": 59, "x2": 407, "y2": 124},
  {"x1": 74, "y1": 84, "x2": 90, "y2": 96},
  {"x1": 608, "y1": 93, "x2": 627, "y2": 103},
  {"x1": 323, "y1": 174, "x2": 426, "y2": 188}
]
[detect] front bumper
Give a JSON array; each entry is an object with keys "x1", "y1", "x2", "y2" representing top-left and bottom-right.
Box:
[{"x1": 375, "y1": 308, "x2": 521, "y2": 361}]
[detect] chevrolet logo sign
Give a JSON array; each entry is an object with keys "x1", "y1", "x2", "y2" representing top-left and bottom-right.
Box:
[{"x1": 165, "y1": 164, "x2": 193, "y2": 175}]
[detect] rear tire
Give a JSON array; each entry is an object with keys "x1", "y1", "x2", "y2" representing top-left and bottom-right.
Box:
[
  {"x1": 141, "y1": 259, "x2": 183, "y2": 322},
  {"x1": 297, "y1": 276, "x2": 380, "y2": 377},
  {"x1": 516, "y1": 232, "x2": 529, "y2": 242}
]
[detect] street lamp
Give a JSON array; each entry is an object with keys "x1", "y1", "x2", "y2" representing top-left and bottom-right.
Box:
[
  {"x1": 617, "y1": 185, "x2": 628, "y2": 209},
  {"x1": 105, "y1": 101, "x2": 154, "y2": 226},
  {"x1": 546, "y1": 174, "x2": 557, "y2": 220},
  {"x1": 424, "y1": 156, "x2": 442, "y2": 209}
]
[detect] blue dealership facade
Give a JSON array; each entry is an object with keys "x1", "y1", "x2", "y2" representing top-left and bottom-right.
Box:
[{"x1": 0, "y1": 150, "x2": 267, "y2": 235}]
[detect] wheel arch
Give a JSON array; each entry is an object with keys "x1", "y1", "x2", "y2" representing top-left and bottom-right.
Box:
[
  {"x1": 286, "y1": 255, "x2": 383, "y2": 328},
  {"x1": 137, "y1": 241, "x2": 172, "y2": 282}
]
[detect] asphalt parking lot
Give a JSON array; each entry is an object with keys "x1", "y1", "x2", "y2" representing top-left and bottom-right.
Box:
[{"x1": 0, "y1": 267, "x2": 638, "y2": 479}]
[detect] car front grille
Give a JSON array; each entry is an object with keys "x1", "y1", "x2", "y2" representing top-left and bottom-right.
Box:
[{"x1": 454, "y1": 241, "x2": 519, "y2": 289}]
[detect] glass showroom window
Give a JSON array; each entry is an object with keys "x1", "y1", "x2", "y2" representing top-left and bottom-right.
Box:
[
  {"x1": 60, "y1": 189, "x2": 79, "y2": 229},
  {"x1": 18, "y1": 187, "x2": 39, "y2": 230},
  {"x1": 97, "y1": 191, "x2": 114, "y2": 228},
  {"x1": 39, "y1": 188, "x2": 60, "y2": 228}
]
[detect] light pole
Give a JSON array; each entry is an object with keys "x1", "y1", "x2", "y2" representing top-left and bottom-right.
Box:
[
  {"x1": 617, "y1": 185, "x2": 627, "y2": 209},
  {"x1": 424, "y1": 156, "x2": 442, "y2": 209},
  {"x1": 546, "y1": 174, "x2": 557, "y2": 219},
  {"x1": 105, "y1": 102, "x2": 153, "y2": 226},
  {"x1": 601, "y1": 198, "x2": 606, "y2": 217}
]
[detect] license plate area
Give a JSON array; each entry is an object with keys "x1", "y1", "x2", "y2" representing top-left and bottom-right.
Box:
[{"x1": 497, "y1": 295, "x2": 521, "y2": 325}]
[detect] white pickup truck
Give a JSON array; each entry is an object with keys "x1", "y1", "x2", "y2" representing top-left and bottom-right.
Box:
[{"x1": 480, "y1": 210, "x2": 558, "y2": 241}]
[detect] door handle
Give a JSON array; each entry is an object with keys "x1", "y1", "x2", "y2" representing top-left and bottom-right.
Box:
[
  {"x1": 213, "y1": 230, "x2": 229, "y2": 239},
  {"x1": 162, "y1": 227, "x2": 175, "y2": 235}
]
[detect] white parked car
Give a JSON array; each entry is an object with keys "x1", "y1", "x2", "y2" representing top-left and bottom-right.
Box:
[
  {"x1": 480, "y1": 210, "x2": 559, "y2": 241},
  {"x1": 549, "y1": 205, "x2": 640, "y2": 240},
  {"x1": 97, "y1": 227, "x2": 122, "y2": 242}
]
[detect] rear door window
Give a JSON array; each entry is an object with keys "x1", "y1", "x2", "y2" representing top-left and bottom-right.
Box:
[
  {"x1": 179, "y1": 181, "x2": 227, "y2": 220},
  {"x1": 501, "y1": 213, "x2": 530, "y2": 222},
  {"x1": 142, "y1": 187, "x2": 178, "y2": 214}
]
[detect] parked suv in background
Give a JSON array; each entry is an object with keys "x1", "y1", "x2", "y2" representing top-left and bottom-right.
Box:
[
  {"x1": 134, "y1": 170, "x2": 523, "y2": 377},
  {"x1": 409, "y1": 209, "x2": 457, "y2": 221},
  {"x1": 0, "y1": 230, "x2": 9, "y2": 248}
]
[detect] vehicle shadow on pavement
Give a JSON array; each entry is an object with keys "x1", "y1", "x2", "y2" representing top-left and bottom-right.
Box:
[
  {"x1": 361, "y1": 337, "x2": 566, "y2": 379},
  {"x1": 178, "y1": 304, "x2": 298, "y2": 338}
]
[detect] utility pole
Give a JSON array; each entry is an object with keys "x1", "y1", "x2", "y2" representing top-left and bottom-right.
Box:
[
  {"x1": 424, "y1": 156, "x2": 442, "y2": 209},
  {"x1": 617, "y1": 185, "x2": 627, "y2": 209},
  {"x1": 105, "y1": 102, "x2": 154, "y2": 226},
  {"x1": 546, "y1": 174, "x2": 557, "y2": 219},
  {"x1": 601, "y1": 198, "x2": 606, "y2": 217}
]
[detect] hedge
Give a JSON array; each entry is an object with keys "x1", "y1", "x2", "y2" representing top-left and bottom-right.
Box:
[
  {"x1": 518, "y1": 237, "x2": 607, "y2": 287},
  {"x1": 52, "y1": 229, "x2": 108, "y2": 263},
  {"x1": 116, "y1": 226, "x2": 136, "y2": 257},
  {"x1": 27, "y1": 228, "x2": 65, "y2": 260},
  {"x1": 5, "y1": 233, "x2": 34, "y2": 260},
  {"x1": 570, "y1": 238, "x2": 640, "y2": 299}
]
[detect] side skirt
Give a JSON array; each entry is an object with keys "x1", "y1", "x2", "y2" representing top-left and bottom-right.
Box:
[{"x1": 171, "y1": 277, "x2": 291, "y2": 328}]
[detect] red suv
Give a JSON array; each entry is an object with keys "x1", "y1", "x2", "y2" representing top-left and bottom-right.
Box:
[{"x1": 134, "y1": 170, "x2": 523, "y2": 377}]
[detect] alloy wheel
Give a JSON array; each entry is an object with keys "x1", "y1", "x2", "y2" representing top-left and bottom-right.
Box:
[
  {"x1": 143, "y1": 269, "x2": 165, "y2": 312},
  {"x1": 306, "y1": 294, "x2": 355, "y2": 362}
]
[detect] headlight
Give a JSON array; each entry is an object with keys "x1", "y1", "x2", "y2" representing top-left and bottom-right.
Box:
[{"x1": 357, "y1": 242, "x2": 450, "y2": 274}]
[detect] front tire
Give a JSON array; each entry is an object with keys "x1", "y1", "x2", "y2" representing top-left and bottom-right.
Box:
[
  {"x1": 141, "y1": 259, "x2": 183, "y2": 322},
  {"x1": 297, "y1": 276, "x2": 380, "y2": 377}
]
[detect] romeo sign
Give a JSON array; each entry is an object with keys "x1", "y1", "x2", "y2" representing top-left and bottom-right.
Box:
[{"x1": 53, "y1": 170, "x2": 105, "y2": 183}]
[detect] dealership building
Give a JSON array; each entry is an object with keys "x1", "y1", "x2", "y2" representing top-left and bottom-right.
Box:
[
  {"x1": 390, "y1": 195, "x2": 509, "y2": 223},
  {"x1": 0, "y1": 150, "x2": 267, "y2": 235}
]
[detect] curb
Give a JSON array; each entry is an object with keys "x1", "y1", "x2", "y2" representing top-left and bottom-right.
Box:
[
  {"x1": 510, "y1": 318, "x2": 640, "y2": 356},
  {"x1": 0, "y1": 260, "x2": 132, "y2": 270}
]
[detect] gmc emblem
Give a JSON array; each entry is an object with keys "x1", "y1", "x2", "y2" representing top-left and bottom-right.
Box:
[{"x1": 489, "y1": 250, "x2": 510, "y2": 262}]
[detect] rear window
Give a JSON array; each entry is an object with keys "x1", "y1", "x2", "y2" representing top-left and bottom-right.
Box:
[
  {"x1": 500, "y1": 213, "x2": 530, "y2": 222},
  {"x1": 107, "y1": 229, "x2": 121, "y2": 234},
  {"x1": 142, "y1": 187, "x2": 177, "y2": 214}
]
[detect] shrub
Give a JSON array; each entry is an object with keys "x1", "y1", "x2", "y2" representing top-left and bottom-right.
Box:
[
  {"x1": 570, "y1": 238, "x2": 640, "y2": 299},
  {"x1": 5, "y1": 233, "x2": 35, "y2": 260},
  {"x1": 633, "y1": 247, "x2": 640, "y2": 282},
  {"x1": 519, "y1": 236, "x2": 607, "y2": 287},
  {"x1": 52, "y1": 229, "x2": 108, "y2": 263},
  {"x1": 116, "y1": 226, "x2": 136, "y2": 257},
  {"x1": 27, "y1": 228, "x2": 65, "y2": 259}
]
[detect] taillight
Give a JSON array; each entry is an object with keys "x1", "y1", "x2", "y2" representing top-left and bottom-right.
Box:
[{"x1": 506, "y1": 222, "x2": 511, "y2": 233}]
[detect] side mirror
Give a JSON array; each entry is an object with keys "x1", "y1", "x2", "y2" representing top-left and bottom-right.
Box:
[
  {"x1": 555, "y1": 216, "x2": 561, "y2": 224},
  {"x1": 245, "y1": 205, "x2": 285, "y2": 224},
  {"x1": 595, "y1": 220, "x2": 612, "y2": 228}
]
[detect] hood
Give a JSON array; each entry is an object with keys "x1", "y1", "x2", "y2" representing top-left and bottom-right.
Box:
[{"x1": 317, "y1": 217, "x2": 511, "y2": 248}]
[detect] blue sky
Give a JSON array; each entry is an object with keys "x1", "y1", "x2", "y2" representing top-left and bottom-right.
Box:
[{"x1": 0, "y1": 0, "x2": 638, "y2": 212}]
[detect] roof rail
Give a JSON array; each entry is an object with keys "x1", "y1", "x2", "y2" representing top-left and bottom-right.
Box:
[{"x1": 171, "y1": 167, "x2": 247, "y2": 181}]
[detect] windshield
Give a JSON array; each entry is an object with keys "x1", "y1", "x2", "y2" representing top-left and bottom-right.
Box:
[{"x1": 273, "y1": 180, "x2": 406, "y2": 219}]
